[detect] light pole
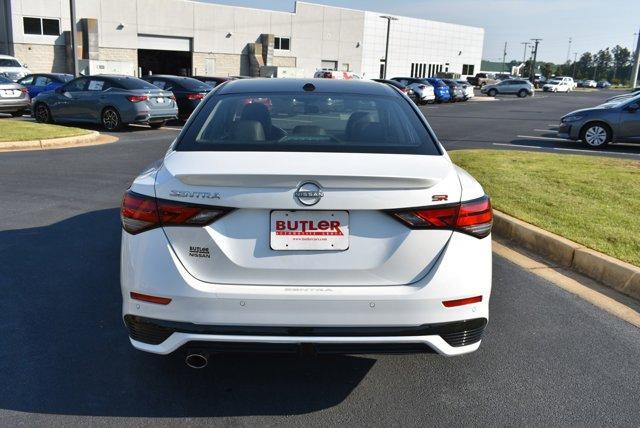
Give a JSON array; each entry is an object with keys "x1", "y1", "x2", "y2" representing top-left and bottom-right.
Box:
[
  {"x1": 572, "y1": 52, "x2": 577, "y2": 78},
  {"x1": 69, "y1": 0, "x2": 79, "y2": 76},
  {"x1": 380, "y1": 15, "x2": 398, "y2": 79}
]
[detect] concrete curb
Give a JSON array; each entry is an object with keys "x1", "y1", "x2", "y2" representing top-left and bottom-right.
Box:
[
  {"x1": 0, "y1": 130, "x2": 114, "y2": 152},
  {"x1": 493, "y1": 210, "x2": 640, "y2": 301}
]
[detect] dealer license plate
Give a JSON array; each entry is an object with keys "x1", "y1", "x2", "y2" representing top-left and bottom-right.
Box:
[{"x1": 270, "y1": 211, "x2": 349, "y2": 251}]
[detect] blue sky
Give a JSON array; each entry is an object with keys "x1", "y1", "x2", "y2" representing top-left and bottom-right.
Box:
[{"x1": 202, "y1": 0, "x2": 640, "y2": 63}]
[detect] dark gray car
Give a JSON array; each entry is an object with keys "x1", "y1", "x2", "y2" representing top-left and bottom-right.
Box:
[
  {"x1": 0, "y1": 75, "x2": 30, "y2": 116},
  {"x1": 557, "y1": 93, "x2": 640, "y2": 147},
  {"x1": 32, "y1": 75, "x2": 178, "y2": 130}
]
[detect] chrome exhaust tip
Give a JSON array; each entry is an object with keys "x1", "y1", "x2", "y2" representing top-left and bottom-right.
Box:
[{"x1": 185, "y1": 352, "x2": 209, "y2": 369}]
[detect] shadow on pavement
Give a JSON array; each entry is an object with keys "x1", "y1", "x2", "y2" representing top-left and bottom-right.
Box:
[{"x1": 0, "y1": 208, "x2": 373, "y2": 417}]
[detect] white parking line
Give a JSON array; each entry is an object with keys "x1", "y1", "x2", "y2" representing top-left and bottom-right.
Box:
[
  {"x1": 516, "y1": 135, "x2": 572, "y2": 142},
  {"x1": 533, "y1": 129, "x2": 553, "y2": 132},
  {"x1": 493, "y1": 143, "x2": 542, "y2": 149}
]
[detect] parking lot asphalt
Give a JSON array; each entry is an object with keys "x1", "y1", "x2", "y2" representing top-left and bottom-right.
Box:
[
  {"x1": 425, "y1": 89, "x2": 640, "y2": 159},
  {"x1": 1, "y1": 90, "x2": 640, "y2": 425}
]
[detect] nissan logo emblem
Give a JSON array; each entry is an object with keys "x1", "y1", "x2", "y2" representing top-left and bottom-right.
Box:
[{"x1": 294, "y1": 181, "x2": 324, "y2": 206}]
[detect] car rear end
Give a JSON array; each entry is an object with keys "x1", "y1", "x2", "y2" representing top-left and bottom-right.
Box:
[
  {"x1": 0, "y1": 78, "x2": 30, "y2": 114},
  {"x1": 120, "y1": 79, "x2": 492, "y2": 357},
  {"x1": 170, "y1": 78, "x2": 213, "y2": 120}
]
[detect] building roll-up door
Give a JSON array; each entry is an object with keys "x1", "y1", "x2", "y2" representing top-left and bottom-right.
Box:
[{"x1": 137, "y1": 35, "x2": 191, "y2": 52}]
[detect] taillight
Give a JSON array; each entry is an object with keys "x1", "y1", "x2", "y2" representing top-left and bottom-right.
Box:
[
  {"x1": 388, "y1": 195, "x2": 492, "y2": 238},
  {"x1": 442, "y1": 296, "x2": 483, "y2": 307},
  {"x1": 130, "y1": 292, "x2": 172, "y2": 305},
  {"x1": 20, "y1": 87, "x2": 28, "y2": 93},
  {"x1": 127, "y1": 95, "x2": 148, "y2": 102},
  {"x1": 120, "y1": 191, "x2": 231, "y2": 234},
  {"x1": 186, "y1": 93, "x2": 205, "y2": 100},
  {"x1": 169, "y1": 95, "x2": 176, "y2": 100}
]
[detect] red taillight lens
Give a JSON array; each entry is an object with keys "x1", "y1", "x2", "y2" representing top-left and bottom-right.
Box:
[
  {"x1": 130, "y1": 292, "x2": 172, "y2": 305},
  {"x1": 186, "y1": 93, "x2": 205, "y2": 100},
  {"x1": 127, "y1": 95, "x2": 148, "y2": 102},
  {"x1": 389, "y1": 196, "x2": 492, "y2": 238},
  {"x1": 442, "y1": 296, "x2": 483, "y2": 307},
  {"x1": 120, "y1": 191, "x2": 231, "y2": 234},
  {"x1": 169, "y1": 95, "x2": 176, "y2": 100},
  {"x1": 20, "y1": 87, "x2": 28, "y2": 93}
]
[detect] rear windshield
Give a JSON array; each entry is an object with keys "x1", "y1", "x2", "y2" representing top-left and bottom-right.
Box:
[
  {"x1": 115, "y1": 77, "x2": 160, "y2": 90},
  {"x1": 0, "y1": 59, "x2": 21, "y2": 67},
  {"x1": 0, "y1": 76, "x2": 12, "y2": 84},
  {"x1": 57, "y1": 74, "x2": 74, "y2": 83},
  {"x1": 176, "y1": 78, "x2": 212, "y2": 91},
  {"x1": 176, "y1": 92, "x2": 439, "y2": 155}
]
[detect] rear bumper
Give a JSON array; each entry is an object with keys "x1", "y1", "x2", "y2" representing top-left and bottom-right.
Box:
[
  {"x1": 121, "y1": 229, "x2": 492, "y2": 356},
  {"x1": 125, "y1": 315, "x2": 487, "y2": 355},
  {"x1": 0, "y1": 99, "x2": 30, "y2": 112}
]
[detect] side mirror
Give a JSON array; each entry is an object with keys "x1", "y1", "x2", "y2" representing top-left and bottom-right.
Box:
[
  {"x1": 627, "y1": 103, "x2": 639, "y2": 113},
  {"x1": 55, "y1": 86, "x2": 64, "y2": 94}
]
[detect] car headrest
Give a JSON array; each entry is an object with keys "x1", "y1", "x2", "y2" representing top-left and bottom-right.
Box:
[
  {"x1": 346, "y1": 111, "x2": 375, "y2": 140},
  {"x1": 292, "y1": 125, "x2": 327, "y2": 135},
  {"x1": 232, "y1": 120, "x2": 265, "y2": 141},
  {"x1": 241, "y1": 103, "x2": 271, "y2": 128}
]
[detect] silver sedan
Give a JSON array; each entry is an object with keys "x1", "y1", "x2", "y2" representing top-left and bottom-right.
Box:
[{"x1": 0, "y1": 75, "x2": 30, "y2": 116}]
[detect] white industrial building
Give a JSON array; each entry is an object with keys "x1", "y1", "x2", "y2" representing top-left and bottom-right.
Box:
[{"x1": 0, "y1": 0, "x2": 484, "y2": 79}]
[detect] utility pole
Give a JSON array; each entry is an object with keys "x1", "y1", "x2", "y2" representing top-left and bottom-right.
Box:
[
  {"x1": 572, "y1": 52, "x2": 578, "y2": 78},
  {"x1": 380, "y1": 15, "x2": 398, "y2": 79},
  {"x1": 501, "y1": 42, "x2": 507, "y2": 73},
  {"x1": 631, "y1": 29, "x2": 640, "y2": 88},
  {"x1": 529, "y1": 38, "x2": 542, "y2": 80},
  {"x1": 566, "y1": 37, "x2": 572, "y2": 63},
  {"x1": 520, "y1": 41, "x2": 529, "y2": 76},
  {"x1": 69, "y1": 0, "x2": 79, "y2": 77}
]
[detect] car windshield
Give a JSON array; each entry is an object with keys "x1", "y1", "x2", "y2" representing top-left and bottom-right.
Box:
[
  {"x1": 548, "y1": 80, "x2": 561, "y2": 84},
  {"x1": 601, "y1": 93, "x2": 640, "y2": 109},
  {"x1": 115, "y1": 77, "x2": 160, "y2": 90},
  {"x1": 0, "y1": 59, "x2": 21, "y2": 67},
  {"x1": 177, "y1": 92, "x2": 439, "y2": 155}
]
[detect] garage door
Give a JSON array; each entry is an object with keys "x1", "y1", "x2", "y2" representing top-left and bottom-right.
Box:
[{"x1": 137, "y1": 34, "x2": 191, "y2": 52}]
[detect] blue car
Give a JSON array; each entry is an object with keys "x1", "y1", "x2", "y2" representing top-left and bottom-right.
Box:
[
  {"x1": 17, "y1": 73, "x2": 74, "y2": 98},
  {"x1": 424, "y1": 78, "x2": 452, "y2": 103}
]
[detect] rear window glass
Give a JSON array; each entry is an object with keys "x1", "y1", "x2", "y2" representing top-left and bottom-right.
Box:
[
  {"x1": 115, "y1": 77, "x2": 159, "y2": 90},
  {"x1": 0, "y1": 76, "x2": 13, "y2": 84},
  {"x1": 176, "y1": 92, "x2": 439, "y2": 155},
  {"x1": 176, "y1": 78, "x2": 212, "y2": 91},
  {"x1": 58, "y1": 74, "x2": 74, "y2": 83},
  {"x1": 0, "y1": 59, "x2": 21, "y2": 67}
]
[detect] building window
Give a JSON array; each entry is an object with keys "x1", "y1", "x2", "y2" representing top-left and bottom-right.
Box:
[
  {"x1": 23, "y1": 17, "x2": 60, "y2": 36},
  {"x1": 321, "y1": 60, "x2": 338, "y2": 70},
  {"x1": 274, "y1": 37, "x2": 290, "y2": 50},
  {"x1": 462, "y1": 64, "x2": 475, "y2": 75}
]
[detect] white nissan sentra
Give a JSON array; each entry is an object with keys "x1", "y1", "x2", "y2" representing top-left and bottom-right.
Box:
[{"x1": 120, "y1": 78, "x2": 492, "y2": 366}]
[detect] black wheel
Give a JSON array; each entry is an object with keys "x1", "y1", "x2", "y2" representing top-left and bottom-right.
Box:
[
  {"x1": 101, "y1": 107, "x2": 122, "y2": 131},
  {"x1": 11, "y1": 110, "x2": 26, "y2": 117},
  {"x1": 34, "y1": 103, "x2": 51, "y2": 123},
  {"x1": 149, "y1": 121, "x2": 166, "y2": 129},
  {"x1": 488, "y1": 89, "x2": 497, "y2": 97},
  {"x1": 517, "y1": 89, "x2": 527, "y2": 98},
  {"x1": 580, "y1": 122, "x2": 611, "y2": 148}
]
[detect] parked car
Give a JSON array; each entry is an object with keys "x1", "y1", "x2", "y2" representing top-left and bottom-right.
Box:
[
  {"x1": 455, "y1": 79, "x2": 475, "y2": 99},
  {"x1": 424, "y1": 78, "x2": 452, "y2": 103},
  {"x1": 543, "y1": 78, "x2": 572, "y2": 93},
  {"x1": 32, "y1": 74, "x2": 177, "y2": 130},
  {"x1": 313, "y1": 69, "x2": 360, "y2": 79},
  {"x1": 467, "y1": 72, "x2": 497, "y2": 88},
  {"x1": 494, "y1": 73, "x2": 514, "y2": 81},
  {"x1": 119, "y1": 78, "x2": 493, "y2": 364},
  {"x1": 142, "y1": 75, "x2": 212, "y2": 120},
  {"x1": 390, "y1": 77, "x2": 436, "y2": 104},
  {"x1": 580, "y1": 79, "x2": 597, "y2": 88},
  {"x1": 192, "y1": 76, "x2": 235, "y2": 88},
  {"x1": 557, "y1": 93, "x2": 640, "y2": 147},
  {"x1": 532, "y1": 75, "x2": 547, "y2": 88},
  {"x1": 372, "y1": 79, "x2": 416, "y2": 101},
  {"x1": 0, "y1": 75, "x2": 30, "y2": 116},
  {"x1": 553, "y1": 76, "x2": 576, "y2": 90},
  {"x1": 481, "y1": 79, "x2": 534, "y2": 97},
  {"x1": 597, "y1": 80, "x2": 612, "y2": 88},
  {"x1": 0, "y1": 54, "x2": 31, "y2": 82},
  {"x1": 17, "y1": 73, "x2": 74, "y2": 99},
  {"x1": 441, "y1": 79, "x2": 466, "y2": 101}
]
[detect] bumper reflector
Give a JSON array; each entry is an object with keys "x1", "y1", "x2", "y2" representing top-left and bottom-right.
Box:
[
  {"x1": 442, "y1": 295, "x2": 483, "y2": 308},
  {"x1": 130, "y1": 292, "x2": 172, "y2": 305}
]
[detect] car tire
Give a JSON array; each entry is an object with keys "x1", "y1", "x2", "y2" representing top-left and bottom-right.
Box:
[
  {"x1": 517, "y1": 89, "x2": 527, "y2": 98},
  {"x1": 149, "y1": 121, "x2": 165, "y2": 129},
  {"x1": 580, "y1": 122, "x2": 611, "y2": 148},
  {"x1": 101, "y1": 107, "x2": 122, "y2": 131},
  {"x1": 488, "y1": 89, "x2": 497, "y2": 97},
  {"x1": 34, "y1": 103, "x2": 51, "y2": 123}
]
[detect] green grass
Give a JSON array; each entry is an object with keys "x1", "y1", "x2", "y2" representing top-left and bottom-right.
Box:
[
  {"x1": 450, "y1": 150, "x2": 640, "y2": 267},
  {"x1": 0, "y1": 119, "x2": 89, "y2": 142}
]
